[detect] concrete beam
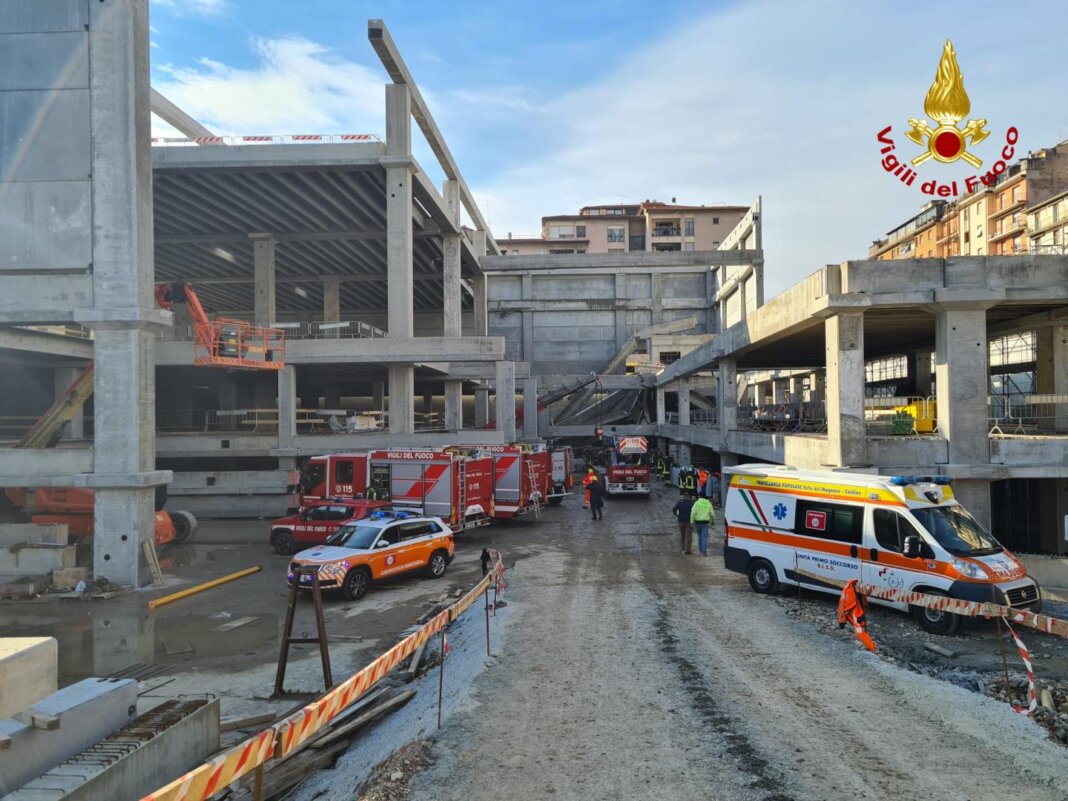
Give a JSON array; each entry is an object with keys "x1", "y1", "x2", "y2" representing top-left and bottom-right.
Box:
[
  {"x1": 367, "y1": 20, "x2": 501, "y2": 255},
  {"x1": 149, "y1": 88, "x2": 216, "y2": 139},
  {"x1": 483, "y1": 250, "x2": 759, "y2": 272},
  {"x1": 152, "y1": 142, "x2": 383, "y2": 171},
  {"x1": 0, "y1": 328, "x2": 92, "y2": 359},
  {"x1": 547, "y1": 424, "x2": 655, "y2": 437}
]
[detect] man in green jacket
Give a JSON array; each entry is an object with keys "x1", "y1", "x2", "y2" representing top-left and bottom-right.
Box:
[{"x1": 690, "y1": 495, "x2": 715, "y2": 556}]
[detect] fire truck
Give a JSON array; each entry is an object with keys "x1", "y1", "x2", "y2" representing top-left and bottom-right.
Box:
[
  {"x1": 448, "y1": 445, "x2": 553, "y2": 519},
  {"x1": 605, "y1": 436, "x2": 651, "y2": 496},
  {"x1": 297, "y1": 450, "x2": 494, "y2": 532},
  {"x1": 548, "y1": 446, "x2": 574, "y2": 506}
]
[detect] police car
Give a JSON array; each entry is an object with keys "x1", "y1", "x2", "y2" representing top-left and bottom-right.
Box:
[{"x1": 287, "y1": 509, "x2": 455, "y2": 600}]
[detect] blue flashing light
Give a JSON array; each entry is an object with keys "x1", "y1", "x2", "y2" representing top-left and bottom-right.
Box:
[
  {"x1": 370, "y1": 511, "x2": 387, "y2": 519},
  {"x1": 890, "y1": 475, "x2": 952, "y2": 486}
]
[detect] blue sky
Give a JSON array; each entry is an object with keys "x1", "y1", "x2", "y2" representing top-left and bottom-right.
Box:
[{"x1": 150, "y1": 0, "x2": 1068, "y2": 298}]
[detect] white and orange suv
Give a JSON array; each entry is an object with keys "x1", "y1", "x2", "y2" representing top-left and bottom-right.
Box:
[{"x1": 288, "y1": 510, "x2": 455, "y2": 600}]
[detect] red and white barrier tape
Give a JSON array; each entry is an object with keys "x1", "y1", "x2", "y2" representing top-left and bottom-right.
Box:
[
  {"x1": 142, "y1": 553, "x2": 505, "y2": 801},
  {"x1": 150, "y1": 133, "x2": 381, "y2": 147},
  {"x1": 792, "y1": 568, "x2": 1068, "y2": 639},
  {"x1": 1001, "y1": 619, "x2": 1038, "y2": 716}
]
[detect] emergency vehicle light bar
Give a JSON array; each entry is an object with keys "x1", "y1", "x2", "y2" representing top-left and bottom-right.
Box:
[{"x1": 889, "y1": 475, "x2": 952, "y2": 486}]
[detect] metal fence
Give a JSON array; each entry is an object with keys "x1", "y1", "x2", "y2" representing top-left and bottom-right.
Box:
[
  {"x1": 735, "y1": 402, "x2": 827, "y2": 433},
  {"x1": 162, "y1": 319, "x2": 387, "y2": 342},
  {"x1": 989, "y1": 394, "x2": 1068, "y2": 436}
]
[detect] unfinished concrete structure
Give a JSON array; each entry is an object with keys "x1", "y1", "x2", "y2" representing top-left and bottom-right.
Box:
[
  {"x1": 0, "y1": 9, "x2": 516, "y2": 573},
  {"x1": 655, "y1": 256, "x2": 1068, "y2": 555}
]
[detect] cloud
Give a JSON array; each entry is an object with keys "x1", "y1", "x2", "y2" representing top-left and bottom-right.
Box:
[
  {"x1": 470, "y1": 0, "x2": 1068, "y2": 298},
  {"x1": 152, "y1": 0, "x2": 228, "y2": 17},
  {"x1": 152, "y1": 37, "x2": 384, "y2": 135}
]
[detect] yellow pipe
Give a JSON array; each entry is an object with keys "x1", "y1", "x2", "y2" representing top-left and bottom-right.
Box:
[{"x1": 148, "y1": 566, "x2": 261, "y2": 610}]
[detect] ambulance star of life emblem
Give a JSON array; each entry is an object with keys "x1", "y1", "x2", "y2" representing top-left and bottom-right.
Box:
[{"x1": 904, "y1": 40, "x2": 989, "y2": 168}]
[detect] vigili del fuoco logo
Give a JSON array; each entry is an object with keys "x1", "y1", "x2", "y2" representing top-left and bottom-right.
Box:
[{"x1": 876, "y1": 40, "x2": 1018, "y2": 197}]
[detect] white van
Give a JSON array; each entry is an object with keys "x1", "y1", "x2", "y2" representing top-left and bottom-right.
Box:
[{"x1": 723, "y1": 465, "x2": 1041, "y2": 634}]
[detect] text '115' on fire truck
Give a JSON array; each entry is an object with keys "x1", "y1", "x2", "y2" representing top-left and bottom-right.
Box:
[{"x1": 604, "y1": 436, "x2": 651, "y2": 496}]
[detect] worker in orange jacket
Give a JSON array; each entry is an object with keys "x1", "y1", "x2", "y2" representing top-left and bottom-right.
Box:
[
  {"x1": 582, "y1": 468, "x2": 596, "y2": 509},
  {"x1": 698, "y1": 467, "x2": 710, "y2": 498},
  {"x1": 837, "y1": 579, "x2": 877, "y2": 652}
]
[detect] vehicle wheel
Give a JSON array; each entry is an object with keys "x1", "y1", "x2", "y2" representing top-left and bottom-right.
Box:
[
  {"x1": 548, "y1": 488, "x2": 563, "y2": 507},
  {"x1": 170, "y1": 510, "x2": 198, "y2": 544},
  {"x1": 426, "y1": 550, "x2": 449, "y2": 579},
  {"x1": 272, "y1": 529, "x2": 296, "y2": 556},
  {"x1": 911, "y1": 589, "x2": 960, "y2": 635},
  {"x1": 342, "y1": 567, "x2": 371, "y2": 600},
  {"x1": 747, "y1": 559, "x2": 778, "y2": 594}
]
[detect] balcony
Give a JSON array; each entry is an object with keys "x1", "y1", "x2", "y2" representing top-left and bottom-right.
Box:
[{"x1": 652, "y1": 224, "x2": 681, "y2": 238}]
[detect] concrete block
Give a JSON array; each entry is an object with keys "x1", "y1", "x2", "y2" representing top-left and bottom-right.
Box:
[
  {"x1": 51, "y1": 566, "x2": 89, "y2": 588},
  {"x1": 0, "y1": 678, "x2": 137, "y2": 795},
  {"x1": 0, "y1": 638, "x2": 57, "y2": 719},
  {"x1": 10, "y1": 697, "x2": 220, "y2": 801},
  {"x1": 0, "y1": 524, "x2": 69, "y2": 547},
  {"x1": 0, "y1": 544, "x2": 77, "y2": 574}
]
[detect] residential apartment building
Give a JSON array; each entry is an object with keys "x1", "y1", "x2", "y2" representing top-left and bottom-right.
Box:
[
  {"x1": 1028, "y1": 190, "x2": 1068, "y2": 255},
  {"x1": 869, "y1": 139, "x2": 1068, "y2": 261},
  {"x1": 498, "y1": 201, "x2": 749, "y2": 255}
]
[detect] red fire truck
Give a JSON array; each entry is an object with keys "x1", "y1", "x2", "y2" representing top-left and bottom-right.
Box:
[
  {"x1": 448, "y1": 445, "x2": 553, "y2": 519},
  {"x1": 605, "y1": 436, "x2": 651, "y2": 496},
  {"x1": 297, "y1": 450, "x2": 494, "y2": 531},
  {"x1": 548, "y1": 446, "x2": 574, "y2": 505}
]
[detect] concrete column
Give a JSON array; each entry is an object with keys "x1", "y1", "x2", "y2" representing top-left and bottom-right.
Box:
[
  {"x1": 614, "y1": 273, "x2": 628, "y2": 349},
  {"x1": 251, "y1": 234, "x2": 276, "y2": 325},
  {"x1": 954, "y1": 479, "x2": 992, "y2": 531},
  {"x1": 54, "y1": 367, "x2": 85, "y2": 440},
  {"x1": 471, "y1": 273, "x2": 488, "y2": 337},
  {"x1": 656, "y1": 386, "x2": 666, "y2": 426},
  {"x1": 677, "y1": 379, "x2": 691, "y2": 426},
  {"x1": 810, "y1": 370, "x2": 826, "y2": 406},
  {"x1": 719, "y1": 359, "x2": 738, "y2": 439},
  {"x1": 912, "y1": 350, "x2": 934, "y2": 397},
  {"x1": 277, "y1": 366, "x2": 297, "y2": 450},
  {"x1": 935, "y1": 307, "x2": 989, "y2": 464},
  {"x1": 1035, "y1": 325, "x2": 1068, "y2": 432},
  {"x1": 825, "y1": 312, "x2": 866, "y2": 467},
  {"x1": 738, "y1": 277, "x2": 748, "y2": 322},
  {"x1": 495, "y1": 362, "x2": 516, "y2": 442},
  {"x1": 522, "y1": 378, "x2": 539, "y2": 440},
  {"x1": 442, "y1": 179, "x2": 464, "y2": 430},
  {"x1": 678, "y1": 443, "x2": 692, "y2": 466},
  {"x1": 86, "y1": 0, "x2": 161, "y2": 587},
  {"x1": 651, "y1": 275, "x2": 664, "y2": 324},
  {"x1": 772, "y1": 378, "x2": 788, "y2": 404},
  {"x1": 92, "y1": 330, "x2": 156, "y2": 587},
  {"x1": 474, "y1": 386, "x2": 490, "y2": 428},
  {"x1": 718, "y1": 451, "x2": 739, "y2": 471},
  {"x1": 322, "y1": 276, "x2": 340, "y2": 338},
  {"x1": 422, "y1": 389, "x2": 434, "y2": 416},
  {"x1": 388, "y1": 366, "x2": 415, "y2": 436},
  {"x1": 385, "y1": 83, "x2": 415, "y2": 436},
  {"x1": 788, "y1": 375, "x2": 803, "y2": 403},
  {"x1": 372, "y1": 380, "x2": 385, "y2": 411}
]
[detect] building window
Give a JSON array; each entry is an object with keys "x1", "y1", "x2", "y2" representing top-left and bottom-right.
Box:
[
  {"x1": 607, "y1": 227, "x2": 625, "y2": 243},
  {"x1": 683, "y1": 218, "x2": 694, "y2": 236},
  {"x1": 576, "y1": 225, "x2": 586, "y2": 238},
  {"x1": 608, "y1": 209, "x2": 624, "y2": 216},
  {"x1": 683, "y1": 242, "x2": 695, "y2": 251},
  {"x1": 712, "y1": 216, "x2": 719, "y2": 224},
  {"x1": 660, "y1": 351, "x2": 681, "y2": 364},
  {"x1": 976, "y1": 225, "x2": 983, "y2": 238},
  {"x1": 548, "y1": 225, "x2": 574, "y2": 239}
]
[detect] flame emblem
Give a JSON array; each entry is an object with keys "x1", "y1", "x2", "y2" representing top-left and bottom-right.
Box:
[{"x1": 905, "y1": 41, "x2": 989, "y2": 168}]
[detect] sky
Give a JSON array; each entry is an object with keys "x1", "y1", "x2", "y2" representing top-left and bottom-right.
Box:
[{"x1": 149, "y1": 0, "x2": 1068, "y2": 299}]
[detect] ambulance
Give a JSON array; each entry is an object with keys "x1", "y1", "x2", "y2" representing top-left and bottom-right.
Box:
[{"x1": 723, "y1": 465, "x2": 1041, "y2": 634}]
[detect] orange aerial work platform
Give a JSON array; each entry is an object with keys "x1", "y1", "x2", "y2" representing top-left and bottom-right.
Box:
[{"x1": 155, "y1": 282, "x2": 286, "y2": 370}]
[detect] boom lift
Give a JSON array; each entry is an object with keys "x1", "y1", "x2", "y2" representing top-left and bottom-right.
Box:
[{"x1": 4, "y1": 282, "x2": 286, "y2": 548}]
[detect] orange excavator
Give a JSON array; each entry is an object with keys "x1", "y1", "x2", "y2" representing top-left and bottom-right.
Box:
[{"x1": 4, "y1": 283, "x2": 286, "y2": 546}]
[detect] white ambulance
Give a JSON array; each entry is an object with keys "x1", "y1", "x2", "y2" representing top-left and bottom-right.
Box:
[{"x1": 723, "y1": 465, "x2": 1041, "y2": 634}]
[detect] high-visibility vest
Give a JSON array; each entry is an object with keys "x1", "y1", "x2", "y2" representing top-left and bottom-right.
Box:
[{"x1": 837, "y1": 579, "x2": 877, "y2": 652}]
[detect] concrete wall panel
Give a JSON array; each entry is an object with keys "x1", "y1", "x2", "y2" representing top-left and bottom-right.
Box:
[
  {"x1": 0, "y1": 0, "x2": 88, "y2": 34},
  {"x1": 488, "y1": 275, "x2": 522, "y2": 300},
  {"x1": 0, "y1": 90, "x2": 90, "y2": 180},
  {"x1": 0, "y1": 32, "x2": 88, "y2": 91},
  {"x1": 626, "y1": 309, "x2": 652, "y2": 328},
  {"x1": 532, "y1": 274, "x2": 613, "y2": 299},
  {"x1": 661, "y1": 273, "x2": 705, "y2": 299},
  {"x1": 625, "y1": 273, "x2": 651, "y2": 299},
  {"x1": 0, "y1": 181, "x2": 91, "y2": 271}
]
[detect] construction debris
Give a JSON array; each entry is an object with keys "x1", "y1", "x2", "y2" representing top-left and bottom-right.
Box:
[{"x1": 356, "y1": 739, "x2": 435, "y2": 801}]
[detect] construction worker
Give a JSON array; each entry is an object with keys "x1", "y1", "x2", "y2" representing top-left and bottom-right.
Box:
[
  {"x1": 365, "y1": 484, "x2": 379, "y2": 501},
  {"x1": 582, "y1": 468, "x2": 596, "y2": 509},
  {"x1": 838, "y1": 579, "x2": 877, "y2": 652},
  {"x1": 698, "y1": 467, "x2": 710, "y2": 498},
  {"x1": 710, "y1": 472, "x2": 722, "y2": 507},
  {"x1": 690, "y1": 493, "x2": 715, "y2": 556}
]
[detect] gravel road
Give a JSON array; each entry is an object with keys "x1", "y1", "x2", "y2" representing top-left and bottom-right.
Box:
[{"x1": 405, "y1": 489, "x2": 1066, "y2": 801}]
